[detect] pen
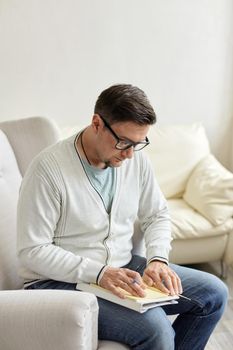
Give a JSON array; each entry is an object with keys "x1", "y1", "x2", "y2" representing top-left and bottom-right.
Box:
[{"x1": 178, "y1": 294, "x2": 192, "y2": 301}]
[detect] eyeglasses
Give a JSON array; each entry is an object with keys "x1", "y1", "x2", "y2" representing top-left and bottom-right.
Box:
[{"x1": 99, "y1": 115, "x2": 150, "y2": 151}]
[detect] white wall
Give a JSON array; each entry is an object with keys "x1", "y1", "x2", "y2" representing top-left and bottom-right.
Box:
[{"x1": 1, "y1": 0, "x2": 233, "y2": 169}]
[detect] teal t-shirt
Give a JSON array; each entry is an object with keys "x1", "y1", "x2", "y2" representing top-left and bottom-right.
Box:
[{"x1": 82, "y1": 160, "x2": 116, "y2": 213}]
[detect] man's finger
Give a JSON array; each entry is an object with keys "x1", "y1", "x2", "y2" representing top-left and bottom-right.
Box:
[
  {"x1": 161, "y1": 275, "x2": 175, "y2": 295},
  {"x1": 142, "y1": 273, "x2": 154, "y2": 287}
]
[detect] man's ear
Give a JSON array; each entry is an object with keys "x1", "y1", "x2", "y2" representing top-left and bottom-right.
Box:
[{"x1": 92, "y1": 114, "x2": 103, "y2": 133}]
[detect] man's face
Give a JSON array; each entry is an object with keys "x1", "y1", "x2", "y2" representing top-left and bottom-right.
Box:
[{"x1": 94, "y1": 115, "x2": 150, "y2": 168}]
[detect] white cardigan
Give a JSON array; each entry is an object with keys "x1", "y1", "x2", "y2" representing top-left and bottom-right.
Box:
[{"x1": 17, "y1": 134, "x2": 172, "y2": 285}]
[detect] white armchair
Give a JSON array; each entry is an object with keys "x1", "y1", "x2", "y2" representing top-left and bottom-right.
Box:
[
  {"x1": 0, "y1": 117, "x2": 127, "y2": 350},
  {"x1": 1, "y1": 117, "x2": 232, "y2": 349}
]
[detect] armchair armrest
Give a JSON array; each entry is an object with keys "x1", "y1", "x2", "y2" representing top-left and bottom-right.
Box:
[{"x1": 0, "y1": 289, "x2": 98, "y2": 350}]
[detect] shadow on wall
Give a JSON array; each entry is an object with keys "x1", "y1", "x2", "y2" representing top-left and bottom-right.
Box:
[
  {"x1": 230, "y1": 116, "x2": 233, "y2": 172},
  {"x1": 223, "y1": 115, "x2": 233, "y2": 172},
  {"x1": 214, "y1": 115, "x2": 233, "y2": 172}
]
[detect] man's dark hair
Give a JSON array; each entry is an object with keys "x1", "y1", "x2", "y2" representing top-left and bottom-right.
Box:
[{"x1": 94, "y1": 84, "x2": 156, "y2": 125}]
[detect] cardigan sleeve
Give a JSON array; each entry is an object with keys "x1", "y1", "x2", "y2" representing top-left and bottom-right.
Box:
[{"x1": 137, "y1": 153, "x2": 172, "y2": 264}]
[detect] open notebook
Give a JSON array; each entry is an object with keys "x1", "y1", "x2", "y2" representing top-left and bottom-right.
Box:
[{"x1": 76, "y1": 283, "x2": 179, "y2": 313}]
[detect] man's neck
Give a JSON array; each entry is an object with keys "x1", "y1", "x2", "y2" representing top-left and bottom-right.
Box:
[{"x1": 76, "y1": 127, "x2": 106, "y2": 169}]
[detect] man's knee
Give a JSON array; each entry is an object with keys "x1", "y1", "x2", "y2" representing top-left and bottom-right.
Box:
[
  {"x1": 192, "y1": 272, "x2": 229, "y2": 318},
  {"x1": 206, "y1": 274, "x2": 228, "y2": 314}
]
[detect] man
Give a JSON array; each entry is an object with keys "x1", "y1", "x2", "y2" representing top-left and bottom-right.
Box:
[{"x1": 17, "y1": 84, "x2": 228, "y2": 349}]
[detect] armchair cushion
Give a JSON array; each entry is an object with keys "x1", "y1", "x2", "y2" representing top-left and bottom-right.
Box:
[{"x1": 183, "y1": 155, "x2": 233, "y2": 225}]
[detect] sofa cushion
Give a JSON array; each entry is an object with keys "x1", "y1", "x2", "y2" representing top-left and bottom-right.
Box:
[
  {"x1": 145, "y1": 123, "x2": 210, "y2": 198},
  {"x1": 183, "y1": 155, "x2": 233, "y2": 225},
  {"x1": 0, "y1": 130, "x2": 23, "y2": 289},
  {"x1": 169, "y1": 199, "x2": 233, "y2": 239}
]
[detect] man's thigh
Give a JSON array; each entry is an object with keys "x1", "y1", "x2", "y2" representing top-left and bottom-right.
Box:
[{"x1": 98, "y1": 297, "x2": 174, "y2": 347}]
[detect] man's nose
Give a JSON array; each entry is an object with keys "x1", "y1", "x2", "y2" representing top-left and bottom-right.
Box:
[{"x1": 121, "y1": 146, "x2": 134, "y2": 159}]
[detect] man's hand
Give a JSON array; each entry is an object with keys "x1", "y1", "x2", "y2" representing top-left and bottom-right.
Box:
[
  {"x1": 99, "y1": 266, "x2": 146, "y2": 299},
  {"x1": 143, "y1": 261, "x2": 183, "y2": 295}
]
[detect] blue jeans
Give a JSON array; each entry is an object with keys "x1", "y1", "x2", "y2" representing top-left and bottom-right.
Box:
[{"x1": 26, "y1": 256, "x2": 228, "y2": 350}]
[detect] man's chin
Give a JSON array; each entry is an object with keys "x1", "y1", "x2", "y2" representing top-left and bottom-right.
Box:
[
  {"x1": 112, "y1": 162, "x2": 123, "y2": 168},
  {"x1": 105, "y1": 159, "x2": 123, "y2": 168}
]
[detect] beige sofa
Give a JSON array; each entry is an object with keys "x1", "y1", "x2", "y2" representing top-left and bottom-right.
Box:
[
  {"x1": 0, "y1": 117, "x2": 233, "y2": 350},
  {"x1": 144, "y1": 123, "x2": 233, "y2": 277}
]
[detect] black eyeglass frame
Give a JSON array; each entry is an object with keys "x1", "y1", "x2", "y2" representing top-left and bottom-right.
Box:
[{"x1": 99, "y1": 115, "x2": 150, "y2": 151}]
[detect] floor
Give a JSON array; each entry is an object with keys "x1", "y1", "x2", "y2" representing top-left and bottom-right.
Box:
[{"x1": 191, "y1": 262, "x2": 233, "y2": 350}]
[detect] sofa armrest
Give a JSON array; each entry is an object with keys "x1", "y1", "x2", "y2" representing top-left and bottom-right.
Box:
[
  {"x1": 0, "y1": 117, "x2": 60, "y2": 176},
  {"x1": 0, "y1": 289, "x2": 98, "y2": 350}
]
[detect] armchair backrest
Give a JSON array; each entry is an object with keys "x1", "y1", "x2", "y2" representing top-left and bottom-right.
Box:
[
  {"x1": 0, "y1": 117, "x2": 60, "y2": 176},
  {"x1": 0, "y1": 117, "x2": 60, "y2": 290}
]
